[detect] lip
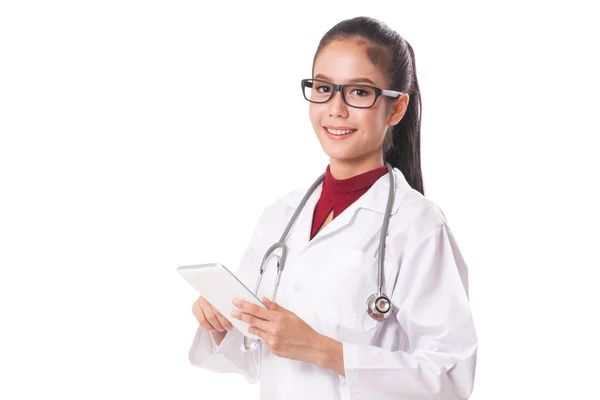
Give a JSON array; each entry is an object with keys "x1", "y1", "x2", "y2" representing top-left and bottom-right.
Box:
[
  {"x1": 322, "y1": 126, "x2": 356, "y2": 140},
  {"x1": 323, "y1": 125, "x2": 356, "y2": 130}
]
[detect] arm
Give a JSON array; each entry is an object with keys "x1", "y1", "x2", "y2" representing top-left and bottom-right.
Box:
[
  {"x1": 188, "y1": 322, "x2": 261, "y2": 383},
  {"x1": 314, "y1": 335, "x2": 345, "y2": 376},
  {"x1": 210, "y1": 330, "x2": 227, "y2": 346},
  {"x1": 187, "y1": 219, "x2": 267, "y2": 384},
  {"x1": 315, "y1": 225, "x2": 478, "y2": 399}
]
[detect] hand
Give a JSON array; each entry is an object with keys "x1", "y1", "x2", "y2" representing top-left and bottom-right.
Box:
[
  {"x1": 192, "y1": 295, "x2": 233, "y2": 333},
  {"x1": 230, "y1": 296, "x2": 322, "y2": 364}
]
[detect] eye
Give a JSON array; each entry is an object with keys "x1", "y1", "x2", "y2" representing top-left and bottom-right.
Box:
[
  {"x1": 350, "y1": 88, "x2": 369, "y2": 97},
  {"x1": 316, "y1": 85, "x2": 331, "y2": 93}
]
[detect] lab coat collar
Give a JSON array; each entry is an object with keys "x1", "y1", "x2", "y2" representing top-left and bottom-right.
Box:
[
  {"x1": 283, "y1": 167, "x2": 408, "y2": 215},
  {"x1": 281, "y1": 168, "x2": 410, "y2": 250}
]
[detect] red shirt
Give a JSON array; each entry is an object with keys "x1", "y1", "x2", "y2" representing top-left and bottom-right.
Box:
[{"x1": 311, "y1": 164, "x2": 388, "y2": 239}]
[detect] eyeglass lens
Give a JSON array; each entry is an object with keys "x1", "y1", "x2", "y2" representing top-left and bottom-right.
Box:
[{"x1": 303, "y1": 79, "x2": 377, "y2": 108}]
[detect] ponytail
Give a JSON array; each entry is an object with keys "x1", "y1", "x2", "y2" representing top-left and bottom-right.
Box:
[{"x1": 384, "y1": 40, "x2": 424, "y2": 195}]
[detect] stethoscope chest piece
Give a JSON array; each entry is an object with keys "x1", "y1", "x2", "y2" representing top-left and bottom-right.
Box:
[{"x1": 366, "y1": 293, "x2": 392, "y2": 320}]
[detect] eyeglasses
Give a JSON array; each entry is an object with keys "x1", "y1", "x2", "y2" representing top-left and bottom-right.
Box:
[{"x1": 300, "y1": 78, "x2": 403, "y2": 109}]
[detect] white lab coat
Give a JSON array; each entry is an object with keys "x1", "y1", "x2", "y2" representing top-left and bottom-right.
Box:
[{"x1": 188, "y1": 167, "x2": 478, "y2": 400}]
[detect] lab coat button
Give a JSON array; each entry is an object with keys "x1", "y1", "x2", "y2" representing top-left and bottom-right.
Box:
[{"x1": 294, "y1": 282, "x2": 302, "y2": 293}]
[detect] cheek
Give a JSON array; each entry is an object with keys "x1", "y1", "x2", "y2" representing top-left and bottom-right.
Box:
[
  {"x1": 355, "y1": 111, "x2": 378, "y2": 133},
  {"x1": 308, "y1": 105, "x2": 321, "y2": 127},
  {"x1": 368, "y1": 107, "x2": 389, "y2": 129},
  {"x1": 356, "y1": 110, "x2": 388, "y2": 143}
]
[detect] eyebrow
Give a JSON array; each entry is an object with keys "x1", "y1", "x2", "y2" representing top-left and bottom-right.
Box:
[{"x1": 314, "y1": 73, "x2": 377, "y2": 86}]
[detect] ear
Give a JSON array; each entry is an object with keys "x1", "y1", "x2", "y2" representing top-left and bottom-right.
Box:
[{"x1": 387, "y1": 93, "x2": 410, "y2": 126}]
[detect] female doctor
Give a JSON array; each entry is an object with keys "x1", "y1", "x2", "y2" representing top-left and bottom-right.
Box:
[{"x1": 189, "y1": 16, "x2": 478, "y2": 400}]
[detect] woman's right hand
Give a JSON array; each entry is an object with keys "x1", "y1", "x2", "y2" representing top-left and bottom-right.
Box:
[{"x1": 192, "y1": 295, "x2": 233, "y2": 333}]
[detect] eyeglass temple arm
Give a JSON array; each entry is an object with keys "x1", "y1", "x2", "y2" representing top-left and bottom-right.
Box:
[{"x1": 381, "y1": 89, "x2": 404, "y2": 98}]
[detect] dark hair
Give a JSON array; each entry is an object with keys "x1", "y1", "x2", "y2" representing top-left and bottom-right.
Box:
[{"x1": 312, "y1": 16, "x2": 424, "y2": 195}]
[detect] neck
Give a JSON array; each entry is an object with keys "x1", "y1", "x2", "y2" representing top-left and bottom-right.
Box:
[{"x1": 329, "y1": 154, "x2": 385, "y2": 180}]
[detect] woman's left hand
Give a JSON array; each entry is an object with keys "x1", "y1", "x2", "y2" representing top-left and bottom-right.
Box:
[{"x1": 231, "y1": 296, "x2": 322, "y2": 364}]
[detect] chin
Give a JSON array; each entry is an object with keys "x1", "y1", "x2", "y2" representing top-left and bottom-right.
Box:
[
  {"x1": 322, "y1": 147, "x2": 359, "y2": 161},
  {"x1": 315, "y1": 130, "x2": 364, "y2": 161}
]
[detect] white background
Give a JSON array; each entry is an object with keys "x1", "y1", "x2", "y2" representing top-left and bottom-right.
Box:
[{"x1": 1, "y1": 1, "x2": 599, "y2": 399}]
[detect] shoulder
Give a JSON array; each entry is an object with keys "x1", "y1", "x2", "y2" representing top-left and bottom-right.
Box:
[
  {"x1": 397, "y1": 187, "x2": 449, "y2": 228},
  {"x1": 263, "y1": 188, "x2": 307, "y2": 213},
  {"x1": 389, "y1": 168, "x2": 447, "y2": 223},
  {"x1": 251, "y1": 188, "x2": 307, "y2": 236},
  {"x1": 389, "y1": 168, "x2": 451, "y2": 245}
]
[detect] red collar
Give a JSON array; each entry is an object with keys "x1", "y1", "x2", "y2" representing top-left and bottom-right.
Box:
[
  {"x1": 322, "y1": 164, "x2": 388, "y2": 195},
  {"x1": 311, "y1": 164, "x2": 388, "y2": 239}
]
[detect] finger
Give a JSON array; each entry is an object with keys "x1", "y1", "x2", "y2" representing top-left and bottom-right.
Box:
[
  {"x1": 199, "y1": 297, "x2": 226, "y2": 331},
  {"x1": 262, "y1": 297, "x2": 283, "y2": 311},
  {"x1": 192, "y1": 298, "x2": 202, "y2": 319},
  {"x1": 249, "y1": 326, "x2": 281, "y2": 355},
  {"x1": 193, "y1": 297, "x2": 212, "y2": 326},
  {"x1": 194, "y1": 306, "x2": 213, "y2": 331},
  {"x1": 192, "y1": 299, "x2": 205, "y2": 324},
  {"x1": 211, "y1": 304, "x2": 233, "y2": 331},
  {"x1": 231, "y1": 309, "x2": 272, "y2": 333},
  {"x1": 205, "y1": 307, "x2": 226, "y2": 332},
  {"x1": 248, "y1": 325, "x2": 269, "y2": 342},
  {"x1": 233, "y1": 298, "x2": 273, "y2": 321}
]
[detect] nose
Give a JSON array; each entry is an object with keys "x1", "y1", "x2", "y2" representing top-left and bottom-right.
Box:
[{"x1": 327, "y1": 88, "x2": 349, "y2": 118}]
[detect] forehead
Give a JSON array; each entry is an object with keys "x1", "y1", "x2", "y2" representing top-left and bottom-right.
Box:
[{"x1": 313, "y1": 39, "x2": 389, "y2": 86}]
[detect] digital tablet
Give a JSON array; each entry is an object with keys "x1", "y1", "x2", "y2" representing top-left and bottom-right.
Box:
[{"x1": 177, "y1": 263, "x2": 266, "y2": 340}]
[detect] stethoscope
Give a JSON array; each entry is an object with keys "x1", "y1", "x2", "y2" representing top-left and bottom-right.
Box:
[{"x1": 241, "y1": 163, "x2": 396, "y2": 352}]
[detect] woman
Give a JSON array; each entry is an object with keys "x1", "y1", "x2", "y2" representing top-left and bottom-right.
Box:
[{"x1": 188, "y1": 16, "x2": 478, "y2": 400}]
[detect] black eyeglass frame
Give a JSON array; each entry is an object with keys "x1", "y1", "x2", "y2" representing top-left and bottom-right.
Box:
[{"x1": 300, "y1": 78, "x2": 404, "y2": 109}]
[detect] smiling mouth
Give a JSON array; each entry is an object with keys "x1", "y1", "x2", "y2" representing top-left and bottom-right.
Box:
[{"x1": 324, "y1": 127, "x2": 357, "y2": 136}]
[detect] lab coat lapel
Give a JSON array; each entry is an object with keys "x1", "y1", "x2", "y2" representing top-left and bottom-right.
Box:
[
  {"x1": 284, "y1": 167, "x2": 405, "y2": 254},
  {"x1": 283, "y1": 183, "x2": 364, "y2": 254},
  {"x1": 307, "y1": 169, "x2": 399, "y2": 245},
  {"x1": 285, "y1": 184, "x2": 322, "y2": 250},
  {"x1": 307, "y1": 195, "x2": 362, "y2": 245}
]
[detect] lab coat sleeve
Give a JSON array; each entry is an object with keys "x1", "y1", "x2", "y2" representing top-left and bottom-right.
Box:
[
  {"x1": 187, "y1": 219, "x2": 267, "y2": 384},
  {"x1": 340, "y1": 224, "x2": 478, "y2": 400},
  {"x1": 188, "y1": 323, "x2": 261, "y2": 384}
]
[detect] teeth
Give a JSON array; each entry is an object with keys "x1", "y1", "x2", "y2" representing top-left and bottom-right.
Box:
[{"x1": 326, "y1": 127, "x2": 356, "y2": 135}]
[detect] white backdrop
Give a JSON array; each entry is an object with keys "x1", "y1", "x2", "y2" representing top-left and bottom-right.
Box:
[{"x1": 1, "y1": 1, "x2": 599, "y2": 399}]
